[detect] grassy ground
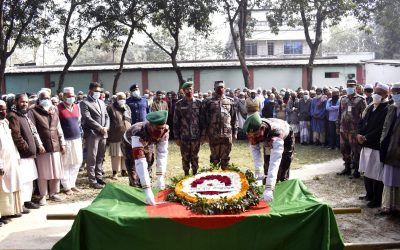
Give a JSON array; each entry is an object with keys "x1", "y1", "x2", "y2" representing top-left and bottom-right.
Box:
[{"x1": 50, "y1": 140, "x2": 341, "y2": 204}]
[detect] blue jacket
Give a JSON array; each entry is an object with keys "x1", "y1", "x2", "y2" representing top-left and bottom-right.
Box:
[{"x1": 126, "y1": 97, "x2": 149, "y2": 124}]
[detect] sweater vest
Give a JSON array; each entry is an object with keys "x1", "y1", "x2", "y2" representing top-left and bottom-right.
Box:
[{"x1": 58, "y1": 103, "x2": 81, "y2": 140}]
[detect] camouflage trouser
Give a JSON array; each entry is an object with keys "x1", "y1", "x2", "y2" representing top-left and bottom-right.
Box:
[
  {"x1": 121, "y1": 140, "x2": 154, "y2": 187},
  {"x1": 180, "y1": 139, "x2": 201, "y2": 175},
  {"x1": 263, "y1": 129, "x2": 295, "y2": 182},
  {"x1": 209, "y1": 142, "x2": 232, "y2": 169},
  {"x1": 340, "y1": 132, "x2": 361, "y2": 169}
]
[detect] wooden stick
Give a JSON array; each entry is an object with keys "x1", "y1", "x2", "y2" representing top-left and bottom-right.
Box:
[
  {"x1": 332, "y1": 207, "x2": 361, "y2": 214},
  {"x1": 344, "y1": 242, "x2": 400, "y2": 249},
  {"x1": 46, "y1": 207, "x2": 362, "y2": 220}
]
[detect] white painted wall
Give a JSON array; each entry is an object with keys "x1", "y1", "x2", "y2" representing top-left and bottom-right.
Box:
[
  {"x1": 199, "y1": 68, "x2": 245, "y2": 92},
  {"x1": 312, "y1": 65, "x2": 357, "y2": 87},
  {"x1": 254, "y1": 67, "x2": 302, "y2": 90},
  {"x1": 99, "y1": 71, "x2": 142, "y2": 92},
  {"x1": 365, "y1": 64, "x2": 400, "y2": 84}
]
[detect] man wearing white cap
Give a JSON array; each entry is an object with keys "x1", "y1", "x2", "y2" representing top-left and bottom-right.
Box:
[
  {"x1": 58, "y1": 87, "x2": 83, "y2": 195},
  {"x1": 364, "y1": 84, "x2": 374, "y2": 105},
  {"x1": 358, "y1": 83, "x2": 390, "y2": 208}
]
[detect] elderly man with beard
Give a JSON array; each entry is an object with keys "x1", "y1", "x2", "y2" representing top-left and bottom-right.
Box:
[
  {"x1": 246, "y1": 90, "x2": 261, "y2": 116},
  {"x1": 29, "y1": 90, "x2": 66, "y2": 205},
  {"x1": 122, "y1": 111, "x2": 169, "y2": 205},
  {"x1": 243, "y1": 113, "x2": 294, "y2": 202},
  {"x1": 358, "y1": 83, "x2": 390, "y2": 208},
  {"x1": 7, "y1": 94, "x2": 43, "y2": 210},
  {"x1": 0, "y1": 100, "x2": 23, "y2": 225},
  {"x1": 107, "y1": 92, "x2": 131, "y2": 179},
  {"x1": 204, "y1": 80, "x2": 237, "y2": 169}
]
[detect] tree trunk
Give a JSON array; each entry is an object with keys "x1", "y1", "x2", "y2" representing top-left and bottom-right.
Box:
[
  {"x1": 112, "y1": 28, "x2": 134, "y2": 94},
  {"x1": 170, "y1": 54, "x2": 184, "y2": 90},
  {"x1": 57, "y1": 59, "x2": 73, "y2": 94},
  {"x1": 307, "y1": 46, "x2": 318, "y2": 89},
  {"x1": 0, "y1": 58, "x2": 6, "y2": 94}
]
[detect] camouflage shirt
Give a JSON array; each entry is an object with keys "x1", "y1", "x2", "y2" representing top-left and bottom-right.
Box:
[
  {"x1": 173, "y1": 98, "x2": 205, "y2": 140},
  {"x1": 204, "y1": 95, "x2": 237, "y2": 142},
  {"x1": 337, "y1": 94, "x2": 367, "y2": 133}
]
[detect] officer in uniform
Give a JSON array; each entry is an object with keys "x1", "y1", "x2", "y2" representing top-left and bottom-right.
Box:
[
  {"x1": 243, "y1": 113, "x2": 294, "y2": 202},
  {"x1": 122, "y1": 110, "x2": 169, "y2": 205},
  {"x1": 173, "y1": 81, "x2": 205, "y2": 176},
  {"x1": 337, "y1": 80, "x2": 367, "y2": 178},
  {"x1": 204, "y1": 80, "x2": 237, "y2": 169},
  {"x1": 126, "y1": 84, "x2": 149, "y2": 125}
]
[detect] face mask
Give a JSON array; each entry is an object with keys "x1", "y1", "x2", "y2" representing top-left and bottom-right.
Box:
[
  {"x1": 151, "y1": 127, "x2": 165, "y2": 139},
  {"x1": 0, "y1": 110, "x2": 6, "y2": 119},
  {"x1": 92, "y1": 92, "x2": 101, "y2": 100},
  {"x1": 347, "y1": 87, "x2": 355, "y2": 95},
  {"x1": 304, "y1": 95, "x2": 309, "y2": 101},
  {"x1": 317, "y1": 94, "x2": 322, "y2": 98},
  {"x1": 40, "y1": 99, "x2": 52, "y2": 109},
  {"x1": 332, "y1": 96, "x2": 339, "y2": 101},
  {"x1": 144, "y1": 94, "x2": 149, "y2": 98},
  {"x1": 392, "y1": 94, "x2": 400, "y2": 104},
  {"x1": 251, "y1": 94, "x2": 256, "y2": 99},
  {"x1": 66, "y1": 97, "x2": 75, "y2": 105},
  {"x1": 185, "y1": 92, "x2": 193, "y2": 98},
  {"x1": 117, "y1": 100, "x2": 126, "y2": 106},
  {"x1": 132, "y1": 90, "x2": 140, "y2": 98},
  {"x1": 372, "y1": 94, "x2": 382, "y2": 104}
]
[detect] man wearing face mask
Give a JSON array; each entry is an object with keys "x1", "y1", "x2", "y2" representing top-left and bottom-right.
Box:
[
  {"x1": 107, "y1": 92, "x2": 131, "y2": 179},
  {"x1": 379, "y1": 83, "x2": 400, "y2": 215},
  {"x1": 358, "y1": 83, "x2": 390, "y2": 208},
  {"x1": 80, "y1": 82, "x2": 110, "y2": 189},
  {"x1": 29, "y1": 90, "x2": 66, "y2": 205},
  {"x1": 310, "y1": 88, "x2": 327, "y2": 146},
  {"x1": 173, "y1": 82, "x2": 205, "y2": 176},
  {"x1": 243, "y1": 113, "x2": 294, "y2": 202},
  {"x1": 58, "y1": 87, "x2": 83, "y2": 195},
  {"x1": 246, "y1": 90, "x2": 261, "y2": 116},
  {"x1": 326, "y1": 88, "x2": 340, "y2": 150},
  {"x1": 122, "y1": 110, "x2": 169, "y2": 205},
  {"x1": 364, "y1": 84, "x2": 374, "y2": 105},
  {"x1": 298, "y1": 90, "x2": 312, "y2": 145},
  {"x1": 126, "y1": 84, "x2": 149, "y2": 125},
  {"x1": 337, "y1": 80, "x2": 367, "y2": 177},
  {"x1": 204, "y1": 80, "x2": 237, "y2": 169}
]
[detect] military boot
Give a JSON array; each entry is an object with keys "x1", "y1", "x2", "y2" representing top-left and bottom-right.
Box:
[{"x1": 337, "y1": 163, "x2": 351, "y2": 175}]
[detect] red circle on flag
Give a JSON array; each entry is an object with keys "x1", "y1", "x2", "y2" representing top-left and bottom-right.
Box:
[{"x1": 146, "y1": 189, "x2": 270, "y2": 229}]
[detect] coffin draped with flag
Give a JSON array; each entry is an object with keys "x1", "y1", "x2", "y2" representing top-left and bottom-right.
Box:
[{"x1": 53, "y1": 179, "x2": 344, "y2": 250}]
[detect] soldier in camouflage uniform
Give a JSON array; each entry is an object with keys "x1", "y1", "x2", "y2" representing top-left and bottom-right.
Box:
[
  {"x1": 204, "y1": 80, "x2": 237, "y2": 169},
  {"x1": 336, "y1": 80, "x2": 367, "y2": 178},
  {"x1": 173, "y1": 81, "x2": 205, "y2": 175}
]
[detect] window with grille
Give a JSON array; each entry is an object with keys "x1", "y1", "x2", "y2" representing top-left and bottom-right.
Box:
[
  {"x1": 267, "y1": 42, "x2": 274, "y2": 55},
  {"x1": 245, "y1": 42, "x2": 257, "y2": 56},
  {"x1": 325, "y1": 72, "x2": 340, "y2": 78}
]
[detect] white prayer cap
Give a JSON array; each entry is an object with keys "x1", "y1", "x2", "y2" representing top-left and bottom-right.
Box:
[
  {"x1": 392, "y1": 82, "x2": 400, "y2": 89},
  {"x1": 331, "y1": 88, "x2": 339, "y2": 92},
  {"x1": 250, "y1": 89, "x2": 256, "y2": 93},
  {"x1": 0, "y1": 100, "x2": 5, "y2": 106},
  {"x1": 7, "y1": 93, "x2": 15, "y2": 98},
  {"x1": 37, "y1": 89, "x2": 49, "y2": 97},
  {"x1": 63, "y1": 87, "x2": 75, "y2": 94},
  {"x1": 116, "y1": 92, "x2": 126, "y2": 98},
  {"x1": 239, "y1": 92, "x2": 245, "y2": 95},
  {"x1": 364, "y1": 84, "x2": 373, "y2": 89},
  {"x1": 376, "y1": 83, "x2": 389, "y2": 92},
  {"x1": 40, "y1": 88, "x2": 51, "y2": 95}
]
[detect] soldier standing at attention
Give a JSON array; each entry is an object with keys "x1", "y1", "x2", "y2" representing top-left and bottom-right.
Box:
[
  {"x1": 205, "y1": 80, "x2": 237, "y2": 169},
  {"x1": 173, "y1": 82, "x2": 205, "y2": 176},
  {"x1": 337, "y1": 79, "x2": 367, "y2": 178}
]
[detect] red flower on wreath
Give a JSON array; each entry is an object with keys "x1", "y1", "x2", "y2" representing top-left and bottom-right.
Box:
[{"x1": 190, "y1": 175, "x2": 232, "y2": 188}]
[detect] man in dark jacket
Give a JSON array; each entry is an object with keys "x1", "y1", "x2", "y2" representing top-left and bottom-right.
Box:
[
  {"x1": 8, "y1": 93, "x2": 44, "y2": 210},
  {"x1": 358, "y1": 83, "x2": 390, "y2": 208},
  {"x1": 126, "y1": 84, "x2": 148, "y2": 125}
]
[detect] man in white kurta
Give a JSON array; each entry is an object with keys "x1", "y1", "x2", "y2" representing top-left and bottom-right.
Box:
[
  {"x1": 58, "y1": 87, "x2": 83, "y2": 195},
  {"x1": 0, "y1": 100, "x2": 23, "y2": 222}
]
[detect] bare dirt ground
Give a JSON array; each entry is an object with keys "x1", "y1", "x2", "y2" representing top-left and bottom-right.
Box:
[{"x1": 1, "y1": 158, "x2": 400, "y2": 249}]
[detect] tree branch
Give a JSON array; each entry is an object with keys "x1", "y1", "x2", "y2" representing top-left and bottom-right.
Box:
[{"x1": 140, "y1": 27, "x2": 172, "y2": 56}]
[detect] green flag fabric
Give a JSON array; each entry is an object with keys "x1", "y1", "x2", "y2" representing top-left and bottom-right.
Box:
[{"x1": 53, "y1": 179, "x2": 344, "y2": 250}]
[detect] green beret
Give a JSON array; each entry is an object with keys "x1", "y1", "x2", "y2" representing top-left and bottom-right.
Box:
[
  {"x1": 146, "y1": 110, "x2": 168, "y2": 125},
  {"x1": 182, "y1": 81, "x2": 193, "y2": 89},
  {"x1": 243, "y1": 113, "x2": 262, "y2": 133}
]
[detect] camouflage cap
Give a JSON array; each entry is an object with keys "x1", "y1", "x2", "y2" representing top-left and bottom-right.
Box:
[
  {"x1": 146, "y1": 110, "x2": 168, "y2": 125},
  {"x1": 181, "y1": 81, "x2": 193, "y2": 89},
  {"x1": 214, "y1": 80, "x2": 225, "y2": 88},
  {"x1": 243, "y1": 113, "x2": 262, "y2": 133}
]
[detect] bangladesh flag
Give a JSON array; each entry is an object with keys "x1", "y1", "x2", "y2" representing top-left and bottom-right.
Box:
[{"x1": 53, "y1": 179, "x2": 344, "y2": 250}]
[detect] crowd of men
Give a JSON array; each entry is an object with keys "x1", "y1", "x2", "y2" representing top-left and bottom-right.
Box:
[{"x1": 0, "y1": 78, "x2": 399, "y2": 226}]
